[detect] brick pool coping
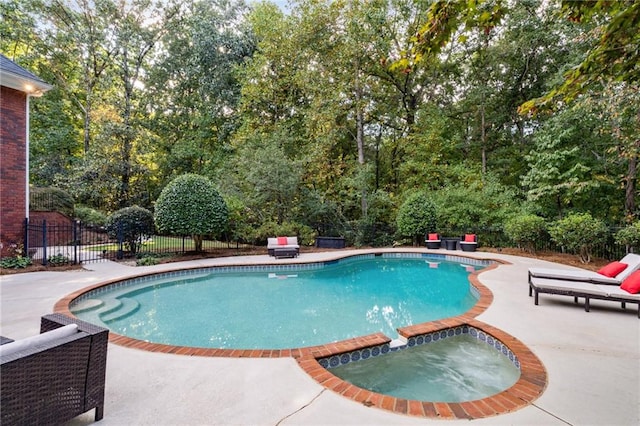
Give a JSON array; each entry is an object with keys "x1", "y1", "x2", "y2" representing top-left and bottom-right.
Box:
[{"x1": 54, "y1": 253, "x2": 547, "y2": 420}]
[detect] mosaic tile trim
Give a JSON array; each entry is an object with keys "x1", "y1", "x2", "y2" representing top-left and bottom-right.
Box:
[
  {"x1": 318, "y1": 325, "x2": 519, "y2": 371},
  {"x1": 69, "y1": 252, "x2": 492, "y2": 306}
]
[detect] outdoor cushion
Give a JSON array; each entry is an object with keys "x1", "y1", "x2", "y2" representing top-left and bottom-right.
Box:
[
  {"x1": 277, "y1": 236, "x2": 288, "y2": 245},
  {"x1": 0, "y1": 324, "x2": 78, "y2": 357},
  {"x1": 464, "y1": 234, "x2": 476, "y2": 243},
  {"x1": 597, "y1": 261, "x2": 628, "y2": 278},
  {"x1": 428, "y1": 233, "x2": 439, "y2": 241},
  {"x1": 620, "y1": 271, "x2": 640, "y2": 294}
]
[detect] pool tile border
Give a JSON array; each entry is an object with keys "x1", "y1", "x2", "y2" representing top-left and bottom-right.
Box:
[{"x1": 54, "y1": 251, "x2": 547, "y2": 420}]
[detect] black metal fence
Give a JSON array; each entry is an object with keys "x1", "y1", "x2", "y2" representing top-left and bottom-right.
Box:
[
  {"x1": 23, "y1": 219, "x2": 243, "y2": 266},
  {"x1": 21, "y1": 218, "x2": 630, "y2": 266}
]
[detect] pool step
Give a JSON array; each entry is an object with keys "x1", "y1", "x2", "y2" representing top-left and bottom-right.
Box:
[
  {"x1": 71, "y1": 298, "x2": 104, "y2": 313},
  {"x1": 100, "y1": 297, "x2": 141, "y2": 323}
]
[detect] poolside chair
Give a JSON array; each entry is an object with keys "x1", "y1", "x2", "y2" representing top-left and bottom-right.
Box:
[
  {"x1": 528, "y1": 272, "x2": 640, "y2": 318},
  {"x1": 425, "y1": 233, "x2": 441, "y2": 249},
  {"x1": 459, "y1": 234, "x2": 478, "y2": 252},
  {"x1": 528, "y1": 253, "x2": 640, "y2": 286}
]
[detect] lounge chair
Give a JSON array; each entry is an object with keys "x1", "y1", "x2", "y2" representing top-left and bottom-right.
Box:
[
  {"x1": 0, "y1": 313, "x2": 109, "y2": 424},
  {"x1": 459, "y1": 234, "x2": 478, "y2": 252},
  {"x1": 425, "y1": 233, "x2": 441, "y2": 249},
  {"x1": 528, "y1": 253, "x2": 640, "y2": 285},
  {"x1": 528, "y1": 275, "x2": 640, "y2": 318}
]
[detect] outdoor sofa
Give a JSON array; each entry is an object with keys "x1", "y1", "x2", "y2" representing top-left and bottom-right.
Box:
[
  {"x1": 425, "y1": 233, "x2": 441, "y2": 249},
  {"x1": 0, "y1": 313, "x2": 109, "y2": 424},
  {"x1": 459, "y1": 234, "x2": 478, "y2": 252},
  {"x1": 267, "y1": 236, "x2": 300, "y2": 257}
]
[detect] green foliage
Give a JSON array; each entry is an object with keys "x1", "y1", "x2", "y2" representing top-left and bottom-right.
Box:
[
  {"x1": 614, "y1": 222, "x2": 640, "y2": 249},
  {"x1": 504, "y1": 214, "x2": 547, "y2": 253},
  {"x1": 252, "y1": 221, "x2": 316, "y2": 247},
  {"x1": 74, "y1": 206, "x2": 108, "y2": 227},
  {"x1": 0, "y1": 256, "x2": 32, "y2": 269},
  {"x1": 396, "y1": 192, "x2": 437, "y2": 246},
  {"x1": 154, "y1": 174, "x2": 229, "y2": 252},
  {"x1": 47, "y1": 253, "x2": 71, "y2": 266},
  {"x1": 548, "y1": 212, "x2": 607, "y2": 263},
  {"x1": 106, "y1": 206, "x2": 155, "y2": 255},
  {"x1": 29, "y1": 186, "x2": 74, "y2": 217},
  {"x1": 429, "y1": 173, "x2": 520, "y2": 235},
  {"x1": 136, "y1": 255, "x2": 160, "y2": 266}
]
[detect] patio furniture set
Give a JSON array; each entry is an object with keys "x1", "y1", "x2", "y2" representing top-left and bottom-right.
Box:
[{"x1": 425, "y1": 233, "x2": 478, "y2": 252}]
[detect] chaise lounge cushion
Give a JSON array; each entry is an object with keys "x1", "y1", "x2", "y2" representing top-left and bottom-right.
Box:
[
  {"x1": 620, "y1": 271, "x2": 640, "y2": 294},
  {"x1": 597, "y1": 261, "x2": 628, "y2": 278},
  {"x1": 529, "y1": 253, "x2": 640, "y2": 285},
  {"x1": 0, "y1": 324, "x2": 78, "y2": 357}
]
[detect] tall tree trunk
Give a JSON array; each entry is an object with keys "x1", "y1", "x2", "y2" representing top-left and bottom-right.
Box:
[
  {"x1": 625, "y1": 141, "x2": 639, "y2": 220},
  {"x1": 355, "y1": 65, "x2": 367, "y2": 218}
]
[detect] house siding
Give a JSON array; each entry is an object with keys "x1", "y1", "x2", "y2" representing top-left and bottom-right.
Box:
[{"x1": 0, "y1": 86, "x2": 27, "y2": 257}]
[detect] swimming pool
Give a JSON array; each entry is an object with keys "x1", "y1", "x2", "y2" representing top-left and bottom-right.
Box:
[{"x1": 70, "y1": 253, "x2": 486, "y2": 349}]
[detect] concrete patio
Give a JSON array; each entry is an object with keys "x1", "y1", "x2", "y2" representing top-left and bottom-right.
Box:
[{"x1": 1, "y1": 248, "x2": 638, "y2": 425}]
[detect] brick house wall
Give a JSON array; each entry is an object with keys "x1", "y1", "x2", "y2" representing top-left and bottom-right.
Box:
[{"x1": 0, "y1": 86, "x2": 27, "y2": 257}]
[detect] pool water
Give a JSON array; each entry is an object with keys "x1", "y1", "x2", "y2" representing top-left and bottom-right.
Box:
[
  {"x1": 328, "y1": 335, "x2": 521, "y2": 402},
  {"x1": 72, "y1": 255, "x2": 482, "y2": 349}
]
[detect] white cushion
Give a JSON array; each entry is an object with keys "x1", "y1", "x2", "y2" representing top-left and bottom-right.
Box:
[
  {"x1": 529, "y1": 278, "x2": 609, "y2": 297},
  {"x1": 0, "y1": 324, "x2": 78, "y2": 357},
  {"x1": 615, "y1": 253, "x2": 640, "y2": 282}
]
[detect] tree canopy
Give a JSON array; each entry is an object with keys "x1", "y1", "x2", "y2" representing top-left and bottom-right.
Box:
[{"x1": 3, "y1": 0, "x2": 639, "y2": 245}]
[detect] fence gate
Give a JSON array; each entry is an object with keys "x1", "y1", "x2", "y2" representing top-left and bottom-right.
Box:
[{"x1": 24, "y1": 219, "x2": 109, "y2": 265}]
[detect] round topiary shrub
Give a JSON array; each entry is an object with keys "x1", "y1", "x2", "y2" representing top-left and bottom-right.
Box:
[
  {"x1": 105, "y1": 206, "x2": 155, "y2": 255},
  {"x1": 396, "y1": 192, "x2": 437, "y2": 246},
  {"x1": 548, "y1": 212, "x2": 607, "y2": 263},
  {"x1": 154, "y1": 174, "x2": 228, "y2": 252},
  {"x1": 504, "y1": 214, "x2": 546, "y2": 253},
  {"x1": 614, "y1": 222, "x2": 640, "y2": 252}
]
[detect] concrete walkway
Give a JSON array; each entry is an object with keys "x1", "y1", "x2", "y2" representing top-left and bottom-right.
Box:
[{"x1": 1, "y1": 248, "x2": 638, "y2": 425}]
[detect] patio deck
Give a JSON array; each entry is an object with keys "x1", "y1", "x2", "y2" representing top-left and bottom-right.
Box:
[{"x1": 1, "y1": 248, "x2": 638, "y2": 425}]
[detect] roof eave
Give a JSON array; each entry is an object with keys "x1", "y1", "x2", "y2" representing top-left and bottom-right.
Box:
[{"x1": 1, "y1": 72, "x2": 53, "y2": 97}]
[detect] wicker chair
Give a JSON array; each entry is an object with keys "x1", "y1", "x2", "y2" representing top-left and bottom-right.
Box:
[{"x1": 0, "y1": 313, "x2": 109, "y2": 425}]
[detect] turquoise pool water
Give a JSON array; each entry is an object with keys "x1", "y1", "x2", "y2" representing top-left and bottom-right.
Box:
[
  {"x1": 72, "y1": 254, "x2": 484, "y2": 349},
  {"x1": 327, "y1": 334, "x2": 520, "y2": 402}
]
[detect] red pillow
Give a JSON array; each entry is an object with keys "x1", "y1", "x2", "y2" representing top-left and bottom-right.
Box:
[
  {"x1": 620, "y1": 270, "x2": 640, "y2": 294},
  {"x1": 428, "y1": 233, "x2": 439, "y2": 241},
  {"x1": 597, "y1": 261, "x2": 628, "y2": 278},
  {"x1": 464, "y1": 234, "x2": 476, "y2": 243},
  {"x1": 277, "y1": 236, "x2": 288, "y2": 245}
]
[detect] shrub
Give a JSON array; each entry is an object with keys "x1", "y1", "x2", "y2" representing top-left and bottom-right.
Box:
[
  {"x1": 105, "y1": 206, "x2": 155, "y2": 255},
  {"x1": 154, "y1": 174, "x2": 228, "y2": 252},
  {"x1": 504, "y1": 214, "x2": 547, "y2": 253},
  {"x1": 75, "y1": 206, "x2": 108, "y2": 227},
  {"x1": 548, "y1": 213, "x2": 607, "y2": 263},
  {"x1": 0, "y1": 244, "x2": 31, "y2": 269},
  {"x1": 48, "y1": 253, "x2": 71, "y2": 266},
  {"x1": 252, "y1": 221, "x2": 316, "y2": 246},
  {"x1": 30, "y1": 186, "x2": 74, "y2": 217},
  {"x1": 396, "y1": 192, "x2": 437, "y2": 246},
  {"x1": 614, "y1": 222, "x2": 640, "y2": 251}
]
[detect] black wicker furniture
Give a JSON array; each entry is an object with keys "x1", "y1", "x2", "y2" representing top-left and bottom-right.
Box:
[{"x1": 0, "y1": 313, "x2": 109, "y2": 424}]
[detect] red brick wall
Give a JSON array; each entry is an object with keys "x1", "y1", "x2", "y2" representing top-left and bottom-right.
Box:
[
  {"x1": 0, "y1": 86, "x2": 28, "y2": 257},
  {"x1": 29, "y1": 212, "x2": 74, "y2": 246}
]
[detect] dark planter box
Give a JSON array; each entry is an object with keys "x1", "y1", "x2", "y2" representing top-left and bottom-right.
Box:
[{"x1": 315, "y1": 236, "x2": 346, "y2": 249}]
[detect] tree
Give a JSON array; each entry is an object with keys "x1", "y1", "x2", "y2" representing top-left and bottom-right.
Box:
[
  {"x1": 154, "y1": 174, "x2": 228, "y2": 252},
  {"x1": 105, "y1": 206, "x2": 155, "y2": 254},
  {"x1": 396, "y1": 192, "x2": 437, "y2": 246},
  {"x1": 548, "y1": 212, "x2": 607, "y2": 263}
]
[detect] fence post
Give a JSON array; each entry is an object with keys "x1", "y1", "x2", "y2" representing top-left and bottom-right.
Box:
[
  {"x1": 73, "y1": 220, "x2": 79, "y2": 265},
  {"x1": 42, "y1": 220, "x2": 47, "y2": 266},
  {"x1": 23, "y1": 217, "x2": 29, "y2": 259},
  {"x1": 117, "y1": 223, "x2": 124, "y2": 260}
]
